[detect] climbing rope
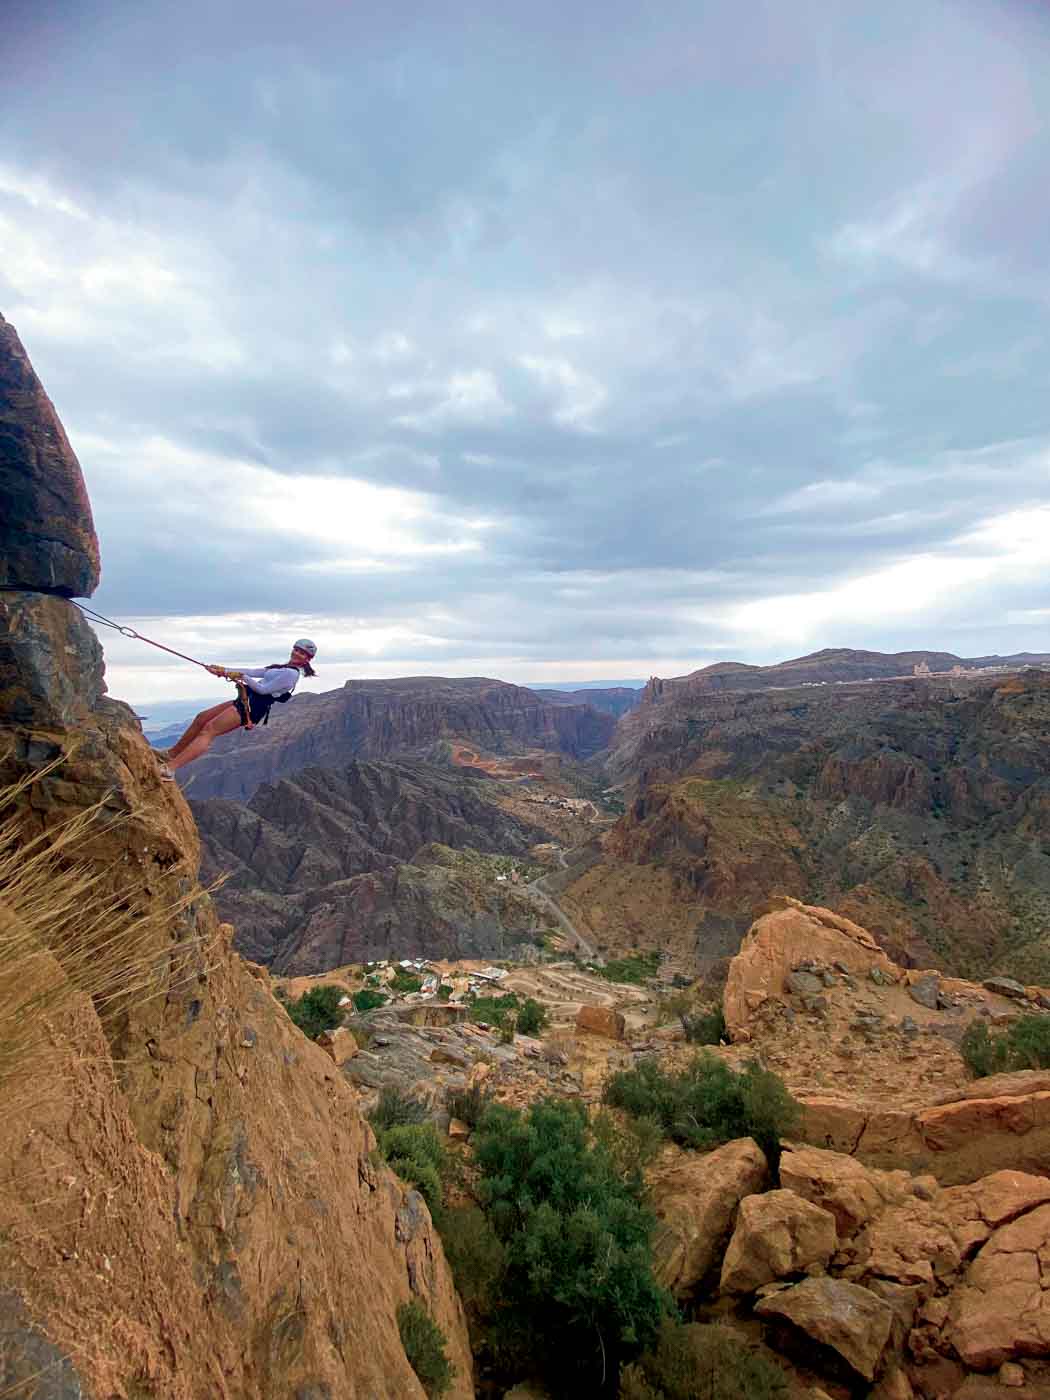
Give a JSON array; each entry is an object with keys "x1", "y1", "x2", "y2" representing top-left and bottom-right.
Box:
[
  {"x1": 72, "y1": 602, "x2": 254, "y2": 728},
  {"x1": 72, "y1": 602, "x2": 212, "y2": 671}
]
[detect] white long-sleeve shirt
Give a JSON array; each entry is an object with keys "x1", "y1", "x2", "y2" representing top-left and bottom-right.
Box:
[{"x1": 238, "y1": 666, "x2": 300, "y2": 697}]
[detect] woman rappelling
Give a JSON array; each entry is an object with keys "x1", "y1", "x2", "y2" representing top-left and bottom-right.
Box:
[{"x1": 156, "y1": 638, "x2": 318, "y2": 780}]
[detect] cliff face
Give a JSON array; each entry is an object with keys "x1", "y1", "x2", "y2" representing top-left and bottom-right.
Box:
[
  {"x1": 182, "y1": 675, "x2": 617, "y2": 801},
  {"x1": 193, "y1": 760, "x2": 550, "y2": 969},
  {"x1": 582, "y1": 672, "x2": 1050, "y2": 979},
  {"x1": 0, "y1": 316, "x2": 472, "y2": 1399},
  {"x1": 0, "y1": 312, "x2": 100, "y2": 596}
]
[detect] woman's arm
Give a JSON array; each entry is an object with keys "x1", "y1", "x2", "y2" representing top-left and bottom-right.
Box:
[{"x1": 240, "y1": 667, "x2": 298, "y2": 696}]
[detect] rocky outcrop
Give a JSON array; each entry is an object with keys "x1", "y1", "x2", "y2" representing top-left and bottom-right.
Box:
[
  {"x1": 194, "y1": 763, "x2": 550, "y2": 969},
  {"x1": 0, "y1": 318, "x2": 472, "y2": 1399},
  {"x1": 649, "y1": 1138, "x2": 768, "y2": 1295},
  {"x1": 722, "y1": 902, "x2": 1050, "y2": 1186},
  {"x1": 723, "y1": 897, "x2": 898, "y2": 1037},
  {"x1": 0, "y1": 312, "x2": 99, "y2": 595},
  {"x1": 181, "y1": 676, "x2": 618, "y2": 801}
]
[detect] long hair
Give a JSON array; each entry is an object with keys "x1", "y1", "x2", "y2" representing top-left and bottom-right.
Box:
[{"x1": 266, "y1": 660, "x2": 317, "y2": 678}]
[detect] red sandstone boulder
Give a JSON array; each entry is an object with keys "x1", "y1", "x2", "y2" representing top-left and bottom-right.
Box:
[
  {"x1": 719, "y1": 1188, "x2": 837, "y2": 1293},
  {"x1": 650, "y1": 1138, "x2": 768, "y2": 1295},
  {"x1": 754, "y1": 1275, "x2": 894, "y2": 1381},
  {"x1": 949, "y1": 1201, "x2": 1050, "y2": 1369}
]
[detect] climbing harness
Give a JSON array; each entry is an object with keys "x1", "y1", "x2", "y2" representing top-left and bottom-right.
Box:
[{"x1": 72, "y1": 602, "x2": 260, "y2": 728}]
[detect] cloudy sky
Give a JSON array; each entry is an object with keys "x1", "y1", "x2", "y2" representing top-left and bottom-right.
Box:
[{"x1": 3, "y1": 0, "x2": 1049, "y2": 704}]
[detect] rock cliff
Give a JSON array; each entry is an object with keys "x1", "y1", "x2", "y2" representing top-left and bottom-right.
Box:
[
  {"x1": 0, "y1": 316, "x2": 472, "y2": 1398},
  {"x1": 181, "y1": 676, "x2": 617, "y2": 801}
]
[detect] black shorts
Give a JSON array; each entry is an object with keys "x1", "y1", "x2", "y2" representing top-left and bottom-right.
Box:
[{"x1": 233, "y1": 690, "x2": 274, "y2": 727}]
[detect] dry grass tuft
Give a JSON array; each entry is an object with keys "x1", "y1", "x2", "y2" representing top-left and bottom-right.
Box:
[{"x1": 0, "y1": 756, "x2": 215, "y2": 1104}]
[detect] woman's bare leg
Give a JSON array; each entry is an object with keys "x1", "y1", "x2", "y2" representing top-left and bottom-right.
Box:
[
  {"x1": 166, "y1": 701, "x2": 233, "y2": 758},
  {"x1": 168, "y1": 704, "x2": 243, "y2": 772}
]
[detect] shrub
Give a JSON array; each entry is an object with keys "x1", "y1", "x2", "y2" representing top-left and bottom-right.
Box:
[
  {"x1": 286, "y1": 984, "x2": 343, "y2": 1040},
  {"x1": 433, "y1": 1203, "x2": 506, "y2": 1314},
  {"x1": 353, "y1": 987, "x2": 387, "y2": 1012},
  {"x1": 397, "y1": 1300, "x2": 456, "y2": 1398},
  {"x1": 377, "y1": 1122, "x2": 447, "y2": 1211},
  {"x1": 369, "y1": 1085, "x2": 431, "y2": 1131},
  {"x1": 961, "y1": 1015, "x2": 1050, "y2": 1078},
  {"x1": 437, "y1": 983, "x2": 452, "y2": 1000},
  {"x1": 472, "y1": 1098, "x2": 671, "y2": 1391},
  {"x1": 516, "y1": 997, "x2": 549, "y2": 1036},
  {"x1": 1008, "y1": 1015, "x2": 1050, "y2": 1069},
  {"x1": 591, "y1": 1109, "x2": 663, "y2": 1191},
  {"x1": 603, "y1": 1053, "x2": 799, "y2": 1170},
  {"x1": 446, "y1": 1082, "x2": 493, "y2": 1130},
  {"x1": 622, "y1": 1320, "x2": 788, "y2": 1400},
  {"x1": 682, "y1": 1005, "x2": 726, "y2": 1046},
  {"x1": 390, "y1": 969, "x2": 424, "y2": 994}
]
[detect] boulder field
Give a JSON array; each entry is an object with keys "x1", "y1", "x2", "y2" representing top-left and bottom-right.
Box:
[{"x1": 637, "y1": 896, "x2": 1050, "y2": 1396}]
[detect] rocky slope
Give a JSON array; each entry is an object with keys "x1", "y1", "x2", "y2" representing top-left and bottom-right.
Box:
[
  {"x1": 279, "y1": 898, "x2": 1050, "y2": 1396},
  {"x1": 193, "y1": 759, "x2": 554, "y2": 970},
  {"x1": 0, "y1": 314, "x2": 472, "y2": 1399},
  {"x1": 572, "y1": 669, "x2": 1050, "y2": 981},
  {"x1": 645, "y1": 898, "x2": 1050, "y2": 1399},
  {"x1": 180, "y1": 675, "x2": 618, "y2": 801}
]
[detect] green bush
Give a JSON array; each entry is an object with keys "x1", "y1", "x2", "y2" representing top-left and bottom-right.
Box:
[
  {"x1": 377, "y1": 1123, "x2": 447, "y2": 1211},
  {"x1": 397, "y1": 1299, "x2": 456, "y2": 1398},
  {"x1": 591, "y1": 1109, "x2": 663, "y2": 1192},
  {"x1": 369, "y1": 1085, "x2": 431, "y2": 1131},
  {"x1": 682, "y1": 1006, "x2": 726, "y2": 1046},
  {"x1": 516, "y1": 997, "x2": 549, "y2": 1036},
  {"x1": 603, "y1": 1053, "x2": 799, "y2": 1170},
  {"x1": 472, "y1": 1097, "x2": 671, "y2": 1392},
  {"x1": 433, "y1": 1203, "x2": 506, "y2": 1314},
  {"x1": 353, "y1": 987, "x2": 388, "y2": 1012},
  {"x1": 285, "y1": 984, "x2": 343, "y2": 1040},
  {"x1": 437, "y1": 983, "x2": 453, "y2": 1001},
  {"x1": 961, "y1": 1015, "x2": 1050, "y2": 1078},
  {"x1": 621, "y1": 1320, "x2": 788, "y2": 1400},
  {"x1": 390, "y1": 969, "x2": 424, "y2": 994}
]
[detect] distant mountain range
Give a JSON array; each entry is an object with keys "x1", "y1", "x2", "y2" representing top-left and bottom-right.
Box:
[{"x1": 643, "y1": 648, "x2": 1050, "y2": 699}]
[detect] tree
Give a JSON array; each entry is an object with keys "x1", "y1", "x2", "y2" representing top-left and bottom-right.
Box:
[{"x1": 472, "y1": 1098, "x2": 671, "y2": 1395}]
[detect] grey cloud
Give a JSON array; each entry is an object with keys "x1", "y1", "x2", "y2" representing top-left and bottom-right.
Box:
[{"x1": 3, "y1": 0, "x2": 1050, "y2": 685}]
